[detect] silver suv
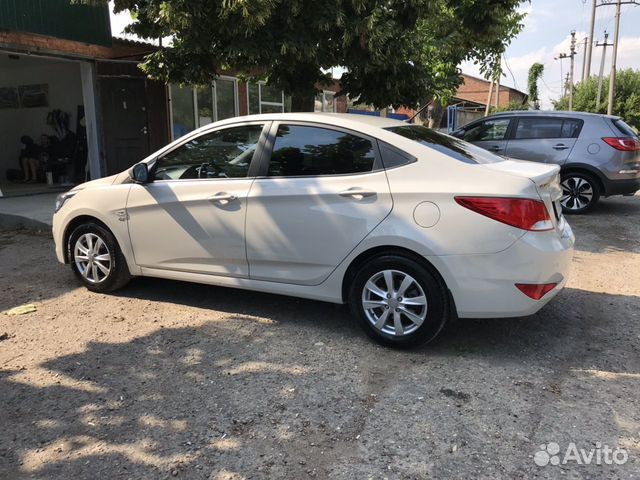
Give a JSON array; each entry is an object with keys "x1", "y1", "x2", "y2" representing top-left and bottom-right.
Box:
[{"x1": 452, "y1": 111, "x2": 640, "y2": 213}]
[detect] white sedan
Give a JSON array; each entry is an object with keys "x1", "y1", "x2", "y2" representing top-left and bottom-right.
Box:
[{"x1": 53, "y1": 113, "x2": 574, "y2": 348}]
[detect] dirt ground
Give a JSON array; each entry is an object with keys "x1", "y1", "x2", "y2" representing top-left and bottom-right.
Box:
[{"x1": 1, "y1": 195, "x2": 639, "y2": 480}]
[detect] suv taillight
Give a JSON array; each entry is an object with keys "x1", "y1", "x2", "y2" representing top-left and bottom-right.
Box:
[
  {"x1": 455, "y1": 197, "x2": 553, "y2": 231},
  {"x1": 602, "y1": 137, "x2": 640, "y2": 151}
]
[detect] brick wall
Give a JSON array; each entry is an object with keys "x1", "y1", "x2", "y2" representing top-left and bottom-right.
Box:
[
  {"x1": 457, "y1": 74, "x2": 526, "y2": 108},
  {"x1": 0, "y1": 31, "x2": 152, "y2": 60}
]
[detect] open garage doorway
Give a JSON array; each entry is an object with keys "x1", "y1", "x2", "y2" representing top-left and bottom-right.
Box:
[{"x1": 0, "y1": 52, "x2": 98, "y2": 197}]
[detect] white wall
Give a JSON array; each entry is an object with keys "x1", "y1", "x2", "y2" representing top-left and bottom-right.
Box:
[{"x1": 0, "y1": 58, "x2": 83, "y2": 179}]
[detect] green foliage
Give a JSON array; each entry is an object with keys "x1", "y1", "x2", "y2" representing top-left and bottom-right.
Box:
[
  {"x1": 527, "y1": 62, "x2": 544, "y2": 109},
  {"x1": 491, "y1": 101, "x2": 528, "y2": 113},
  {"x1": 553, "y1": 69, "x2": 640, "y2": 129},
  {"x1": 81, "y1": 0, "x2": 525, "y2": 108}
]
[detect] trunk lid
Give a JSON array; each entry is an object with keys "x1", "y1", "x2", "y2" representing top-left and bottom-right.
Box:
[{"x1": 483, "y1": 159, "x2": 564, "y2": 226}]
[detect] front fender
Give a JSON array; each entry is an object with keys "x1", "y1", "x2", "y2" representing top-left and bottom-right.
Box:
[{"x1": 52, "y1": 184, "x2": 140, "y2": 275}]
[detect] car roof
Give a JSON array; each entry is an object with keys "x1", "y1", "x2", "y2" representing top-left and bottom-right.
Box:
[
  {"x1": 488, "y1": 110, "x2": 619, "y2": 120},
  {"x1": 213, "y1": 112, "x2": 407, "y2": 130}
]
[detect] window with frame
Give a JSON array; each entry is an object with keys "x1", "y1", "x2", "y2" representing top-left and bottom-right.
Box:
[
  {"x1": 154, "y1": 124, "x2": 264, "y2": 181},
  {"x1": 248, "y1": 82, "x2": 291, "y2": 114},
  {"x1": 170, "y1": 78, "x2": 239, "y2": 140},
  {"x1": 463, "y1": 118, "x2": 510, "y2": 142},
  {"x1": 267, "y1": 125, "x2": 377, "y2": 177}
]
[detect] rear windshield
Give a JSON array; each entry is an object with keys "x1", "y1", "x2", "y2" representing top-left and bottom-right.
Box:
[
  {"x1": 385, "y1": 125, "x2": 503, "y2": 164},
  {"x1": 612, "y1": 119, "x2": 638, "y2": 138}
]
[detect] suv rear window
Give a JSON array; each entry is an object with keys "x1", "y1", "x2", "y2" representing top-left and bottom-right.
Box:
[
  {"x1": 612, "y1": 119, "x2": 638, "y2": 138},
  {"x1": 385, "y1": 125, "x2": 503, "y2": 164}
]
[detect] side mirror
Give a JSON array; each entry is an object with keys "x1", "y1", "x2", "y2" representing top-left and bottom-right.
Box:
[{"x1": 129, "y1": 163, "x2": 149, "y2": 184}]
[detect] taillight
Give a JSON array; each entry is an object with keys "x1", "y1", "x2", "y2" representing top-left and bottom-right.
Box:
[
  {"x1": 454, "y1": 196, "x2": 553, "y2": 231},
  {"x1": 515, "y1": 283, "x2": 557, "y2": 300},
  {"x1": 602, "y1": 137, "x2": 640, "y2": 151}
]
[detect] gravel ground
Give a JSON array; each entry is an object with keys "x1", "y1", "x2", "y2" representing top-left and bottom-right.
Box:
[{"x1": 1, "y1": 195, "x2": 639, "y2": 479}]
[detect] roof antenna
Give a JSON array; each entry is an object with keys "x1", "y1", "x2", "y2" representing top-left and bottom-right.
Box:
[{"x1": 407, "y1": 103, "x2": 429, "y2": 123}]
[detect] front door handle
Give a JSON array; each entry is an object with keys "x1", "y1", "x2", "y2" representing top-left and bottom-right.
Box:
[
  {"x1": 553, "y1": 144, "x2": 569, "y2": 150},
  {"x1": 209, "y1": 192, "x2": 237, "y2": 204},
  {"x1": 339, "y1": 188, "x2": 376, "y2": 199},
  {"x1": 488, "y1": 145, "x2": 503, "y2": 152}
]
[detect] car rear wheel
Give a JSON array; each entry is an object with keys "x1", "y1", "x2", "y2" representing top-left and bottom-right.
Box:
[
  {"x1": 348, "y1": 255, "x2": 449, "y2": 348},
  {"x1": 69, "y1": 223, "x2": 131, "y2": 293},
  {"x1": 560, "y1": 172, "x2": 600, "y2": 214}
]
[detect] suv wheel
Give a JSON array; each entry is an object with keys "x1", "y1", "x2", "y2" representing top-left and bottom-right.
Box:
[
  {"x1": 348, "y1": 255, "x2": 449, "y2": 348},
  {"x1": 69, "y1": 223, "x2": 131, "y2": 293},
  {"x1": 560, "y1": 172, "x2": 600, "y2": 214}
]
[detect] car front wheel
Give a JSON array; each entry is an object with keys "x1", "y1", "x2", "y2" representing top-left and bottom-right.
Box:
[
  {"x1": 69, "y1": 223, "x2": 131, "y2": 293},
  {"x1": 560, "y1": 172, "x2": 600, "y2": 214},
  {"x1": 348, "y1": 255, "x2": 449, "y2": 348}
]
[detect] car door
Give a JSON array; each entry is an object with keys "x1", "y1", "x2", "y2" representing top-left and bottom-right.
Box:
[
  {"x1": 459, "y1": 117, "x2": 512, "y2": 155},
  {"x1": 126, "y1": 122, "x2": 269, "y2": 277},
  {"x1": 245, "y1": 122, "x2": 393, "y2": 286},
  {"x1": 505, "y1": 117, "x2": 582, "y2": 165}
]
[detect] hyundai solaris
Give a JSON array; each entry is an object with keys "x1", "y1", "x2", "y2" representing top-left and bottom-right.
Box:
[{"x1": 53, "y1": 113, "x2": 575, "y2": 348}]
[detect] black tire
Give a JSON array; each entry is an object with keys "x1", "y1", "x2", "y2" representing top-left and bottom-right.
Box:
[
  {"x1": 348, "y1": 254, "x2": 449, "y2": 348},
  {"x1": 560, "y1": 171, "x2": 601, "y2": 214},
  {"x1": 68, "y1": 222, "x2": 131, "y2": 293}
]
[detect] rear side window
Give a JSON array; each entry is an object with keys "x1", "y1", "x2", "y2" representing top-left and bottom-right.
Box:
[
  {"x1": 386, "y1": 125, "x2": 503, "y2": 164},
  {"x1": 612, "y1": 119, "x2": 638, "y2": 138},
  {"x1": 514, "y1": 117, "x2": 582, "y2": 139},
  {"x1": 378, "y1": 142, "x2": 416, "y2": 169},
  {"x1": 267, "y1": 125, "x2": 377, "y2": 176}
]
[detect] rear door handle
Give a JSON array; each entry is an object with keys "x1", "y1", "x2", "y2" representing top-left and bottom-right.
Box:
[
  {"x1": 553, "y1": 144, "x2": 569, "y2": 150},
  {"x1": 339, "y1": 188, "x2": 376, "y2": 199},
  {"x1": 208, "y1": 192, "x2": 237, "y2": 204},
  {"x1": 488, "y1": 145, "x2": 503, "y2": 152}
]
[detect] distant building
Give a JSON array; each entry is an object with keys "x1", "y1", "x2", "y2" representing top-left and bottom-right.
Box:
[{"x1": 457, "y1": 73, "x2": 528, "y2": 109}]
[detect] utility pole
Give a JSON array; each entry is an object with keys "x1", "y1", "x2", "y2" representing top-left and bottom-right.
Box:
[
  {"x1": 585, "y1": 0, "x2": 597, "y2": 79},
  {"x1": 494, "y1": 56, "x2": 502, "y2": 110},
  {"x1": 558, "y1": 31, "x2": 577, "y2": 110},
  {"x1": 607, "y1": 0, "x2": 622, "y2": 115},
  {"x1": 564, "y1": 73, "x2": 570, "y2": 98},
  {"x1": 484, "y1": 79, "x2": 494, "y2": 116},
  {"x1": 596, "y1": 32, "x2": 612, "y2": 109},
  {"x1": 581, "y1": 37, "x2": 589, "y2": 82}
]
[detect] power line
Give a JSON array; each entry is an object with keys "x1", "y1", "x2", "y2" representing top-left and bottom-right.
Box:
[{"x1": 502, "y1": 54, "x2": 520, "y2": 92}]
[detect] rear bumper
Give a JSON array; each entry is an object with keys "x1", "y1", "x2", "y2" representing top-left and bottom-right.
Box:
[
  {"x1": 434, "y1": 219, "x2": 575, "y2": 318},
  {"x1": 602, "y1": 176, "x2": 640, "y2": 196}
]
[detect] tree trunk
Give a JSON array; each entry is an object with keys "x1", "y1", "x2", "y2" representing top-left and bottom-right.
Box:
[{"x1": 291, "y1": 91, "x2": 316, "y2": 112}]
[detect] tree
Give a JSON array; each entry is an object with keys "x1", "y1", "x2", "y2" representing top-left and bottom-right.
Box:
[
  {"x1": 492, "y1": 100, "x2": 528, "y2": 113},
  {"x1": 527, "y1": 62, "x2": 544, "y2": 110},
  {"x1": 553, "y1": 69, "x2": 640, "y2": 129},
  {"x1": 88, "y1": 0, "x2": 525, "y2": 110}
]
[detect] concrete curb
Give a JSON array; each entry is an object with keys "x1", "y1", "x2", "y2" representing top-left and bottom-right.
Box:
[{"x1": 0, "y1": 213, "x2": 51, "y2": 232}]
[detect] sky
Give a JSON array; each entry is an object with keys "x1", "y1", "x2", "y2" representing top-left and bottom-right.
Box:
[{"x1": 109, "y1": 0, "x2": 640, "y2": 110}]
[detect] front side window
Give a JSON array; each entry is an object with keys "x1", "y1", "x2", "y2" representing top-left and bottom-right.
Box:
[
  {"x1": 462, "y1": 118, "x2": 510, "y2": 142},
  {"x1": 154, "y1": 124, "x2": 264, "y2": 181},
  {"x1": 267, "y1": 125, "x2": 377, "y2": 176}
]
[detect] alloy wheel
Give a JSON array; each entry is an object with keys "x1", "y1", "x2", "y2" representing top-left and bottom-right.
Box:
[
  {"x1": 560, "y1": 176, "x2": 594, "y2": 211},
  {"x1": 74, "y1": 233, "x2": 112, "y2": 284},
  {"x1": 361, "y1": 269, "x2": 428, "y2": 337}
]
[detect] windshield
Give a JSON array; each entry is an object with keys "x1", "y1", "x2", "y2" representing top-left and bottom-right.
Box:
[{"x1": 385, "y1": 125, "x2": 504, "y2": 164}]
